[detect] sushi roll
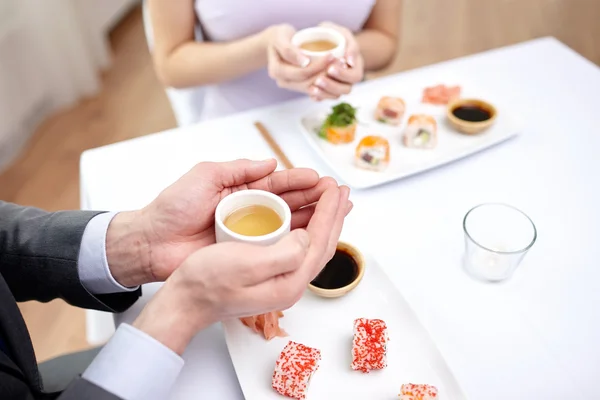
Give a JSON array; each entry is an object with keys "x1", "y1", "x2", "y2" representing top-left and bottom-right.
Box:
[
  {"x1": 319, "y1": 102, "x2": 358, "y2": 144},
  {"x1": 355, "y1": 136, "x2": 390, "y2": 172},
  {"x1": 375, "y1": 96, "x2": 406, "y2": 125},
  {"x1": 399, "y1": 383, "x2": 438, "y2": 400},
  {"x1": 351, "y1": 318, "x2": 388, "y2": 373},
  {"x1": 402, "y1": 114, "x2": 438, "y2": 149},
  {"x1": 272, "y1": 341, "x2": 321, "y2": 399}
]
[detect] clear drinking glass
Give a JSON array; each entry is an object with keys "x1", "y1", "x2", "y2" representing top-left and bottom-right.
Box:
[{"x1": 463, "y1": 203, "x2": 537, "y2": 282}]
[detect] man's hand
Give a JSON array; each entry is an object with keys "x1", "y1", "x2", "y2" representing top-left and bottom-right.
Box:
[
  {"x1": 132, "y1": 185, "x2": 351, "y2": 355},
  {"x1": 106, "y1": 159, "x2": 338, "y2": 287}
]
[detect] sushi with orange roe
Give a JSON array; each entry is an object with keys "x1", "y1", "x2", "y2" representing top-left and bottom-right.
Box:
[
  {"x1": 272, "y1": 341, "x2": 321, "y2": 399},
  {"x1": 351, "y1": 318, "x2": 389, "y2": 372},
  {"x1": 399, "y1": 383, "x2": 438, "y2": 400},
  {"x1": 355, "y1": 136, "x2": 390, "y2": 171}
]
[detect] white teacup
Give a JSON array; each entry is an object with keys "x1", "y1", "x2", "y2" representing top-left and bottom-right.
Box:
[
  {"x1": 292, "y1": 27, "x2": 346, "y2": 60},
  {"x1": 214, "y1": 189, "x2": 291, "y2": 246}
]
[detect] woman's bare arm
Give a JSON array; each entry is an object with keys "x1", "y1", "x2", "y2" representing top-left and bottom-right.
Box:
[
  {"x1": 148, "y1": 0, "x2": 271, "y2": 88},
  {"x1": 355, "y1": 0, "x2": 402, "y2": 71}
]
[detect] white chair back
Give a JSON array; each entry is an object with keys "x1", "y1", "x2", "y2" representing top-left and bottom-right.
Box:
[{"x1": 142, "y1": 1, "x2": 206, "y2": 126}]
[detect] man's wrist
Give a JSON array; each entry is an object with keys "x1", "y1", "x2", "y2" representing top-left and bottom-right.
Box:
[
  {"x1": 106, "y1": 211, "x2": 153, "y2": 287},
  {"x1": 132, "y1": 281, "x2": 209, "y2": 356}
]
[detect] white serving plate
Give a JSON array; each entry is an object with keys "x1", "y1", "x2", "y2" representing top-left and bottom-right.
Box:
[
  {"x1": 223, "y1": 253, "x2": 468, "y2": 400},
  {"x1": 299, "y1": 75, "x2": 521, "y2": 189}
]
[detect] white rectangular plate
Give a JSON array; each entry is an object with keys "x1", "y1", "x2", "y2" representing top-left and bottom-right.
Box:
[
  {"x1": 223, "y1": 253, "x2": 468, "y2": 400},
  {"x1": 299, "y1": 74, "x2": 521, "y2": 189}
]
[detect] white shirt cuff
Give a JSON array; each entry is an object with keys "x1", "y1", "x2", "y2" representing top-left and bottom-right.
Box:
[
  {"x1": 82, "y1": 323, "x2": 184, "y2": 400},
  {"x1": 78, "y1": 212, "x2": 139, "y2": 294}
]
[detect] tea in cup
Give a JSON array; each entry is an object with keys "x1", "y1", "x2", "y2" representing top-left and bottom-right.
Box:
[
  {"x1": 292, "y1": 27, "x2": 346, "y2": 60},
  {"x1": 215, "y1": 190, "x2": 291, "y2": 245}
]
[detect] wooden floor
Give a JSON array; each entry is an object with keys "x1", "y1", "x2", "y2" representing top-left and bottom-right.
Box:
[{"x1": 2, "y1": 0, "x2": 598, "y2": 363}]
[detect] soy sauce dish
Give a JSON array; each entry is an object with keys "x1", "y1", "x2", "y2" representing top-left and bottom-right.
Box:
[
  {"x1": 308, "y1": 242, "x2": 365, "y2": 298},
  {"x1": 447, "y1": 98, "x2": 497, "y2": 135}
]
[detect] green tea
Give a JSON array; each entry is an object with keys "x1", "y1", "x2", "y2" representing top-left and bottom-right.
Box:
[{"x1": 224, "y1": 205, "x2": 282, "y2": 236}]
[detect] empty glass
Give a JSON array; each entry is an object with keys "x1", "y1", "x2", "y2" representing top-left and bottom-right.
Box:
[{"x1": 463, "y1": 203, "x2": 537, "y2": 282}]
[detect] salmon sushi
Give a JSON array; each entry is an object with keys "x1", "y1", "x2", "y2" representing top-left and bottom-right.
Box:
[
  {"x1": 272, "y1": 341, "x2": 321, "y2": 399},
  {"x1": 402, "y1": 114, "x2": 438, "y2": 149},
  {"x1": 319, "y1": 102, "x2": 358, "y2": 144},
  {"x1": 355, "y1": 135, "x2": 390, "y2": 171},
  {"x1": 351, "y1": 318, "x2": 388, "y2": 373},
  {"x1": 399, "y1": 383, "x2": 438, "y2": 400},
  {"x1": 375, "y1": 96, "x2": 406, "y2": 125}
]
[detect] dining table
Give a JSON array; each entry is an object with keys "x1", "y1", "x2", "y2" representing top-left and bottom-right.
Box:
[{"x1": 80, "y1": 37, "x2": 600, "y2": 399}]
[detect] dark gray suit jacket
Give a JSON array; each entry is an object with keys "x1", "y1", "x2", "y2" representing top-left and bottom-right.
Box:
[{"x1": 0, "y1": 201, "x2": 142, "y2": 399}]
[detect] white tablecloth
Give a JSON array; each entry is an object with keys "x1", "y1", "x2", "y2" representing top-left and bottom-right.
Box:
[{"x1": 80, "y1": 37, "x2": 600, "y2": 399}]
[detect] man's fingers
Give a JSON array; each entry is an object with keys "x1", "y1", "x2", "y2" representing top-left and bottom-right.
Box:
[
  {"x1": 239, "y1": 229, "x2": 310, "y2": 285},
  {"x1": 319, "y1": 186, "x2": 350, "y2": 272},
  {"x1": 242, "y1": 272, "x2": 305, "y2": 313},
  {"x1": 290, "y1": 204, "x2": 316, "y2": 230},
  {"x1": 211, "y1": 159, "x2": 278, "y2": 189},
  {"x1": 290, "y1": 191, "x2": 352, "y2": 230},
  {"x1": 301, "y1": 186, "x2": 342, "y2": 280},
  {"x1": 280, "y1": 176, "x2": 337, "y2": 211},
  {"x1": 248, "y1": 168, "x2": 319, "y2": 195}
]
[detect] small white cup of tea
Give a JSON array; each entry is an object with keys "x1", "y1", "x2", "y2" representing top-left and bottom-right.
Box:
[
  {"x1": 291, "y1": 27, "x2": 346, "y2": 60},
  {"x1": 214, "y1": 190, "x2": 291, "y2": 246}
]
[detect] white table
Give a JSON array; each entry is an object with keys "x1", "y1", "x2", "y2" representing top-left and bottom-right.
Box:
[{"x1": 80, "y1": 37, "x2": 600, "y2": 399}]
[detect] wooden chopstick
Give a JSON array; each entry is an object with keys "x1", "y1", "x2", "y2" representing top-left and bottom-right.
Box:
[{"x1": 254, "y1": 121, "x2": 294, "y2": 170}]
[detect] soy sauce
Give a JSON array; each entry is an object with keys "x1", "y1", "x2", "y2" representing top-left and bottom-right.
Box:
[
  {"x1": 452, "y1": 105, "x2": 492, "y2": 122},
  {"x1": 310, "y1": 249, "x2": 358, "y2": 289}
]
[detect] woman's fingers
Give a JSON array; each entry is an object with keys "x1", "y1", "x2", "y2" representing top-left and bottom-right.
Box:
[
  {"x1": 309, "y1": 86, "x2": 341, "y2": 101},
  {"x1": 271, "y1": 24, "x2": 308, "y2": 67},
  {"x1": 270, "y1": 54, "x2": 334, "y2": 84},
  {"x1": 313, "y1": 74, "x2": 353, "y2": 97},
  {"x1": 326, "y1": 59, "x2": 364, "y2": 84}
]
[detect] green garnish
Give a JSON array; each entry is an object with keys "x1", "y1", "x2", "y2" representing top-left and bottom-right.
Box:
[
  {"x1": 377, "y1": 117, "x2": 387, "y2": 123},
  {"x1": 319, "y1": 102, "x2": 358, "y2": 138}
]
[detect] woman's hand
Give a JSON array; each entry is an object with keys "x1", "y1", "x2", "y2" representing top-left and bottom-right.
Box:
[
  {"x1": 309, "y1": 22, "x2": 365, "y2": 101},
  {"x1": 265, "y1": 24, "x2": 336, "y2": 95}
]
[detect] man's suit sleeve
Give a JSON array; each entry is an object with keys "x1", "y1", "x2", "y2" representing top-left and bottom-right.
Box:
[
  {"x1": 0, "y1": 201, "x2": 140, "y2": 312},
  {"x1": 58, "y1": 379, "x2": 124, "y2": 400}
]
